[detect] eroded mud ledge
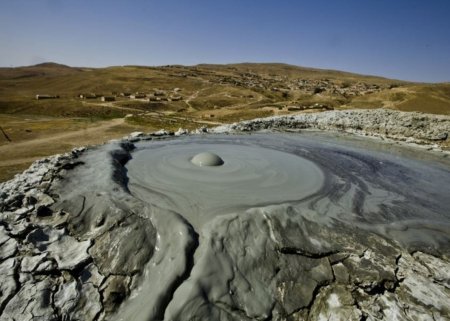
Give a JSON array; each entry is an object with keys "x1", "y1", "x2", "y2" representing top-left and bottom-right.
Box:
[{"x1": 1, "y1": 109, "x2": 449, "y2": 321}]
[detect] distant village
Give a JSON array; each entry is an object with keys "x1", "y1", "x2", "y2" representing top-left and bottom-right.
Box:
[
  {"x1": 163, "y1": 66, "x2": 393, "y2": 97},
  {"x1": 35, "y1": 65, "x2": 395, "y2": 104},
  {"x1": 213, "y1": 73, "x2": 392, "y2": 97},
  {"x1": 34, "y1": 67, "x2": 398, "y2": 118},
  {"x1": 36, "y1": 88, "x2": 183, "y2": 102}
]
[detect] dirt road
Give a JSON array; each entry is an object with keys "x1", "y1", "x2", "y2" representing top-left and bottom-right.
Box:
[
  {"x1": 0, "y1": 118, "x2": 129, "y2": 181},
  {"x1": 0, "y1": 118, "x2": 125, "y2": 153}
]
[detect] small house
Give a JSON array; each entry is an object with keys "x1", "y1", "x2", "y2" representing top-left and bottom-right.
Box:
[
  {"x1": 36, "y1": 94, "x2": 59, "y2": 100},
  {"x1": 101, "y1": 96, "x2": 115, "y2": 102},
  {"x1": 79, "y1": 94, "x2": 97, "y2": 99},
  {"x1": 130, "y1": 93, "x2": 146, "y2": 99}
]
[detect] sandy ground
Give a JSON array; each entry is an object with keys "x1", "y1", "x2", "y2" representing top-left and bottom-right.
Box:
[{"x1": 0, "y1": 118, "x2": 130, "y2": 182}]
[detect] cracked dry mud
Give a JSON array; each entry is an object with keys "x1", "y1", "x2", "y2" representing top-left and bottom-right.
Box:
[{"x1": 0, "y1": 109, "x2": 450, "y2": 321}]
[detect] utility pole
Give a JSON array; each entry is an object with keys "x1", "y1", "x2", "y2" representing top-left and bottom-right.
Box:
[{"x1": 0, "y1": 126, "x2": 11, "y2": 142}]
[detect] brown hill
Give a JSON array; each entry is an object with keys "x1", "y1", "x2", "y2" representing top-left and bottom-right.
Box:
[{"x1": 0, "y1": 62, "x2": 449, "y2": 182}]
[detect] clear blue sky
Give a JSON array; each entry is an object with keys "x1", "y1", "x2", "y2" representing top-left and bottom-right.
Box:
[{"x1": 1, "y1": 0, "x2": 449, "y2": 82}]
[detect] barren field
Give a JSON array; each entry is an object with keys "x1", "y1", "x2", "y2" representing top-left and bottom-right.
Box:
[{"x1": 1, "y1": 62, "x2": 449, "y2": 181}]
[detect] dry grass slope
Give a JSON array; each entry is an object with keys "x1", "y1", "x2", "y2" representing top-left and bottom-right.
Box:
[{"x1": 0, "y1": 62, "x2": 449, "y2": 181}]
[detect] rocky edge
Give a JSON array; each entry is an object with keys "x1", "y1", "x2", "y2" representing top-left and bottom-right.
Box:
[{"x1": 0, "y1": 109, "x2": 449, "y2": 321}]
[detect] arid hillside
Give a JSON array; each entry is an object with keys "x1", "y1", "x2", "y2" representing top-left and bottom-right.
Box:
[{"x1": 1, "y1": 62, "x2": 449, "y2": 181}]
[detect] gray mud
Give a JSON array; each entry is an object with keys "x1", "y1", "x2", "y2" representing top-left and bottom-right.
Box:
[
  {"x1": 1, "y1": 128, "x2": 450, "y2": 321},
  {"x1": 127, "y1": 138, "x2": 324, "y2": 229},
  {"x1": 127, "y1": 133, "x2": 450, "y2": 249}
]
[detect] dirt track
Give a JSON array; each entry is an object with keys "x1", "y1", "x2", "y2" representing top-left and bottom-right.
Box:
[{"x1": 0, "y1": 118, "x2": 128, "y2": 181}]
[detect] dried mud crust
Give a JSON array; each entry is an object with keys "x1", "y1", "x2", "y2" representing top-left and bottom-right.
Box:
[
  {"x1": 212, "y1": 108, "x2": 450, "y2": 150},
  {"x1": 0, "y1": 109, "x2": 449, "y2": 321}
]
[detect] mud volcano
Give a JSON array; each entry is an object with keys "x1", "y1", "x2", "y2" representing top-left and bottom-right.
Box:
[
  {"x1": 127, "y1": 140, "x2": 324, "y2": 228},
  {"x1": 1, "y1": 129, "x2": 450, "y2": 321},
  {"x1": 191, "y1": 151, "x2": 224, "y2": 166},
  {"x1": 126, "y1": 135, "x2": 450, "y2": 243}
]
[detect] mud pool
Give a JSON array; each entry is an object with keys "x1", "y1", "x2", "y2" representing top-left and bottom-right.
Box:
[
  {"x1": 127, "y1": 133, "x2": 450, "y2": 247},
  {"x1": 48, "y1": 132, "x2": 450, "y2": 321},
  {"x1": 2, "y1": 109, "x2": 450, "y2": 321}
]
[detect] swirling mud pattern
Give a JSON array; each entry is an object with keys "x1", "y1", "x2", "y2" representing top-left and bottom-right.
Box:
[
  {"x1": 48, "y1": 132, "x2": 450, "y2": 321},
  {"x1": 128, "y1": 134, "x2": 450, "y2": 246}
]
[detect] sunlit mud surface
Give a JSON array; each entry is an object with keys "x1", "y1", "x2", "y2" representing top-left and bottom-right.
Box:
[
  {"x1": 44, "y1": 132, "x2": 450, "y2": 321},
  {"x1": 127, "y1": 139, "x2": 324, "y2": 229},
  {"x1": 127, "y1": 133, "x2": 450, "y2": 247}
]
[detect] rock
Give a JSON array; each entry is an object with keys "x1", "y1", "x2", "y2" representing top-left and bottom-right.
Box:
[
  {"x1": 53, "y1": 274, "x2": 102, "y2": 321},
  {"x1": 431, "y1": 132, "x2": 448, "y2": 141},
  {"x1": 308, "y1": 285, "x2": 362, "y2": 321},
  {"x1": 25, "y1": 191, "x2": 54, "y2": 207},
  {"x1": 343, "y1": 250, "x2": 396, "y2": 291},
  {"x1": 71, "y1": 146, "x2": 86, "y2": 156},
  {"x1": 14, "y1": 206, "x2": 32, "y2": 218},
  {"x1": 276, "y1": 255, "x2": 333, "y2": 314},
  {"x1": 101, "y1": 275, "x2": 131, "y2": 315},
  {"x1": 21, "y1": 253, "x2": 48, "y2": 273},
  {"x1": 90, "y1": 215, "x2": 156, "y2": 275},
  {"x1": 151, "y1": 129, "x2": 171, "y2": 136},
  {"x1": 8, "y1": 219, "x2": 31, "y2": 237},
  {"x1": 35, "y1": 259, "x2": 57, "y2": 273},
  {"x1": 374, "y1": 292, "x2": 410, "y2": 321},
  {"x1": 194, "y1": 126, "x2": 208, "y2": 134},
  {"x1": 0, "y1": 226, "x2": 10, "y2": 244},
  {"x1": 332, "y1": 262, "x2": 350, "y2": 284},
  {"x1": 360, "y1": 290, "x2": 408, "y2": 320},
  {"x1": 79, "y1": 263, "x2": 105, "y2": 287},
  {"x1": 175, "y1": 128, "x2": 189, "y2": 136},
  {"x1": 4, "y1": 193, "x2": 24, "y2": 210},
  {"x1": 396, "y1": 254, "x2": 450, "y2": 316},
  {"x1": 0, "y1": 238, "x2": 18, "y2": 260},
  {"x1": 413, "y1": 251, "x2": 450, "y2": 288},
  {"x1": 211, "y1": 109, "x2": 450, "y2": 148},
  {"x1": 129, "y1": 131, "x2": 144, "y2": 138},
  {"x1": 0, "y1": 258, "x2": 18, "y2": 312},
  {"x1": 54, "y1": 280, "x2": 79, "y2": 316},
  {"x1": 70, "y1": 282, "x2": 102, "y2": 321},
  {"x1": 59, "y1": 194, "x2": 130, "y2": 240},
  {"x1": 19, "y1": 271, "x2": 33, "y2": 284},
  {"x1": 26, "y1": 227, "x2": 91, "y2": 270},
  {"x1": 2, "y1": 277, "x2": 58, "y2": 321}
]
